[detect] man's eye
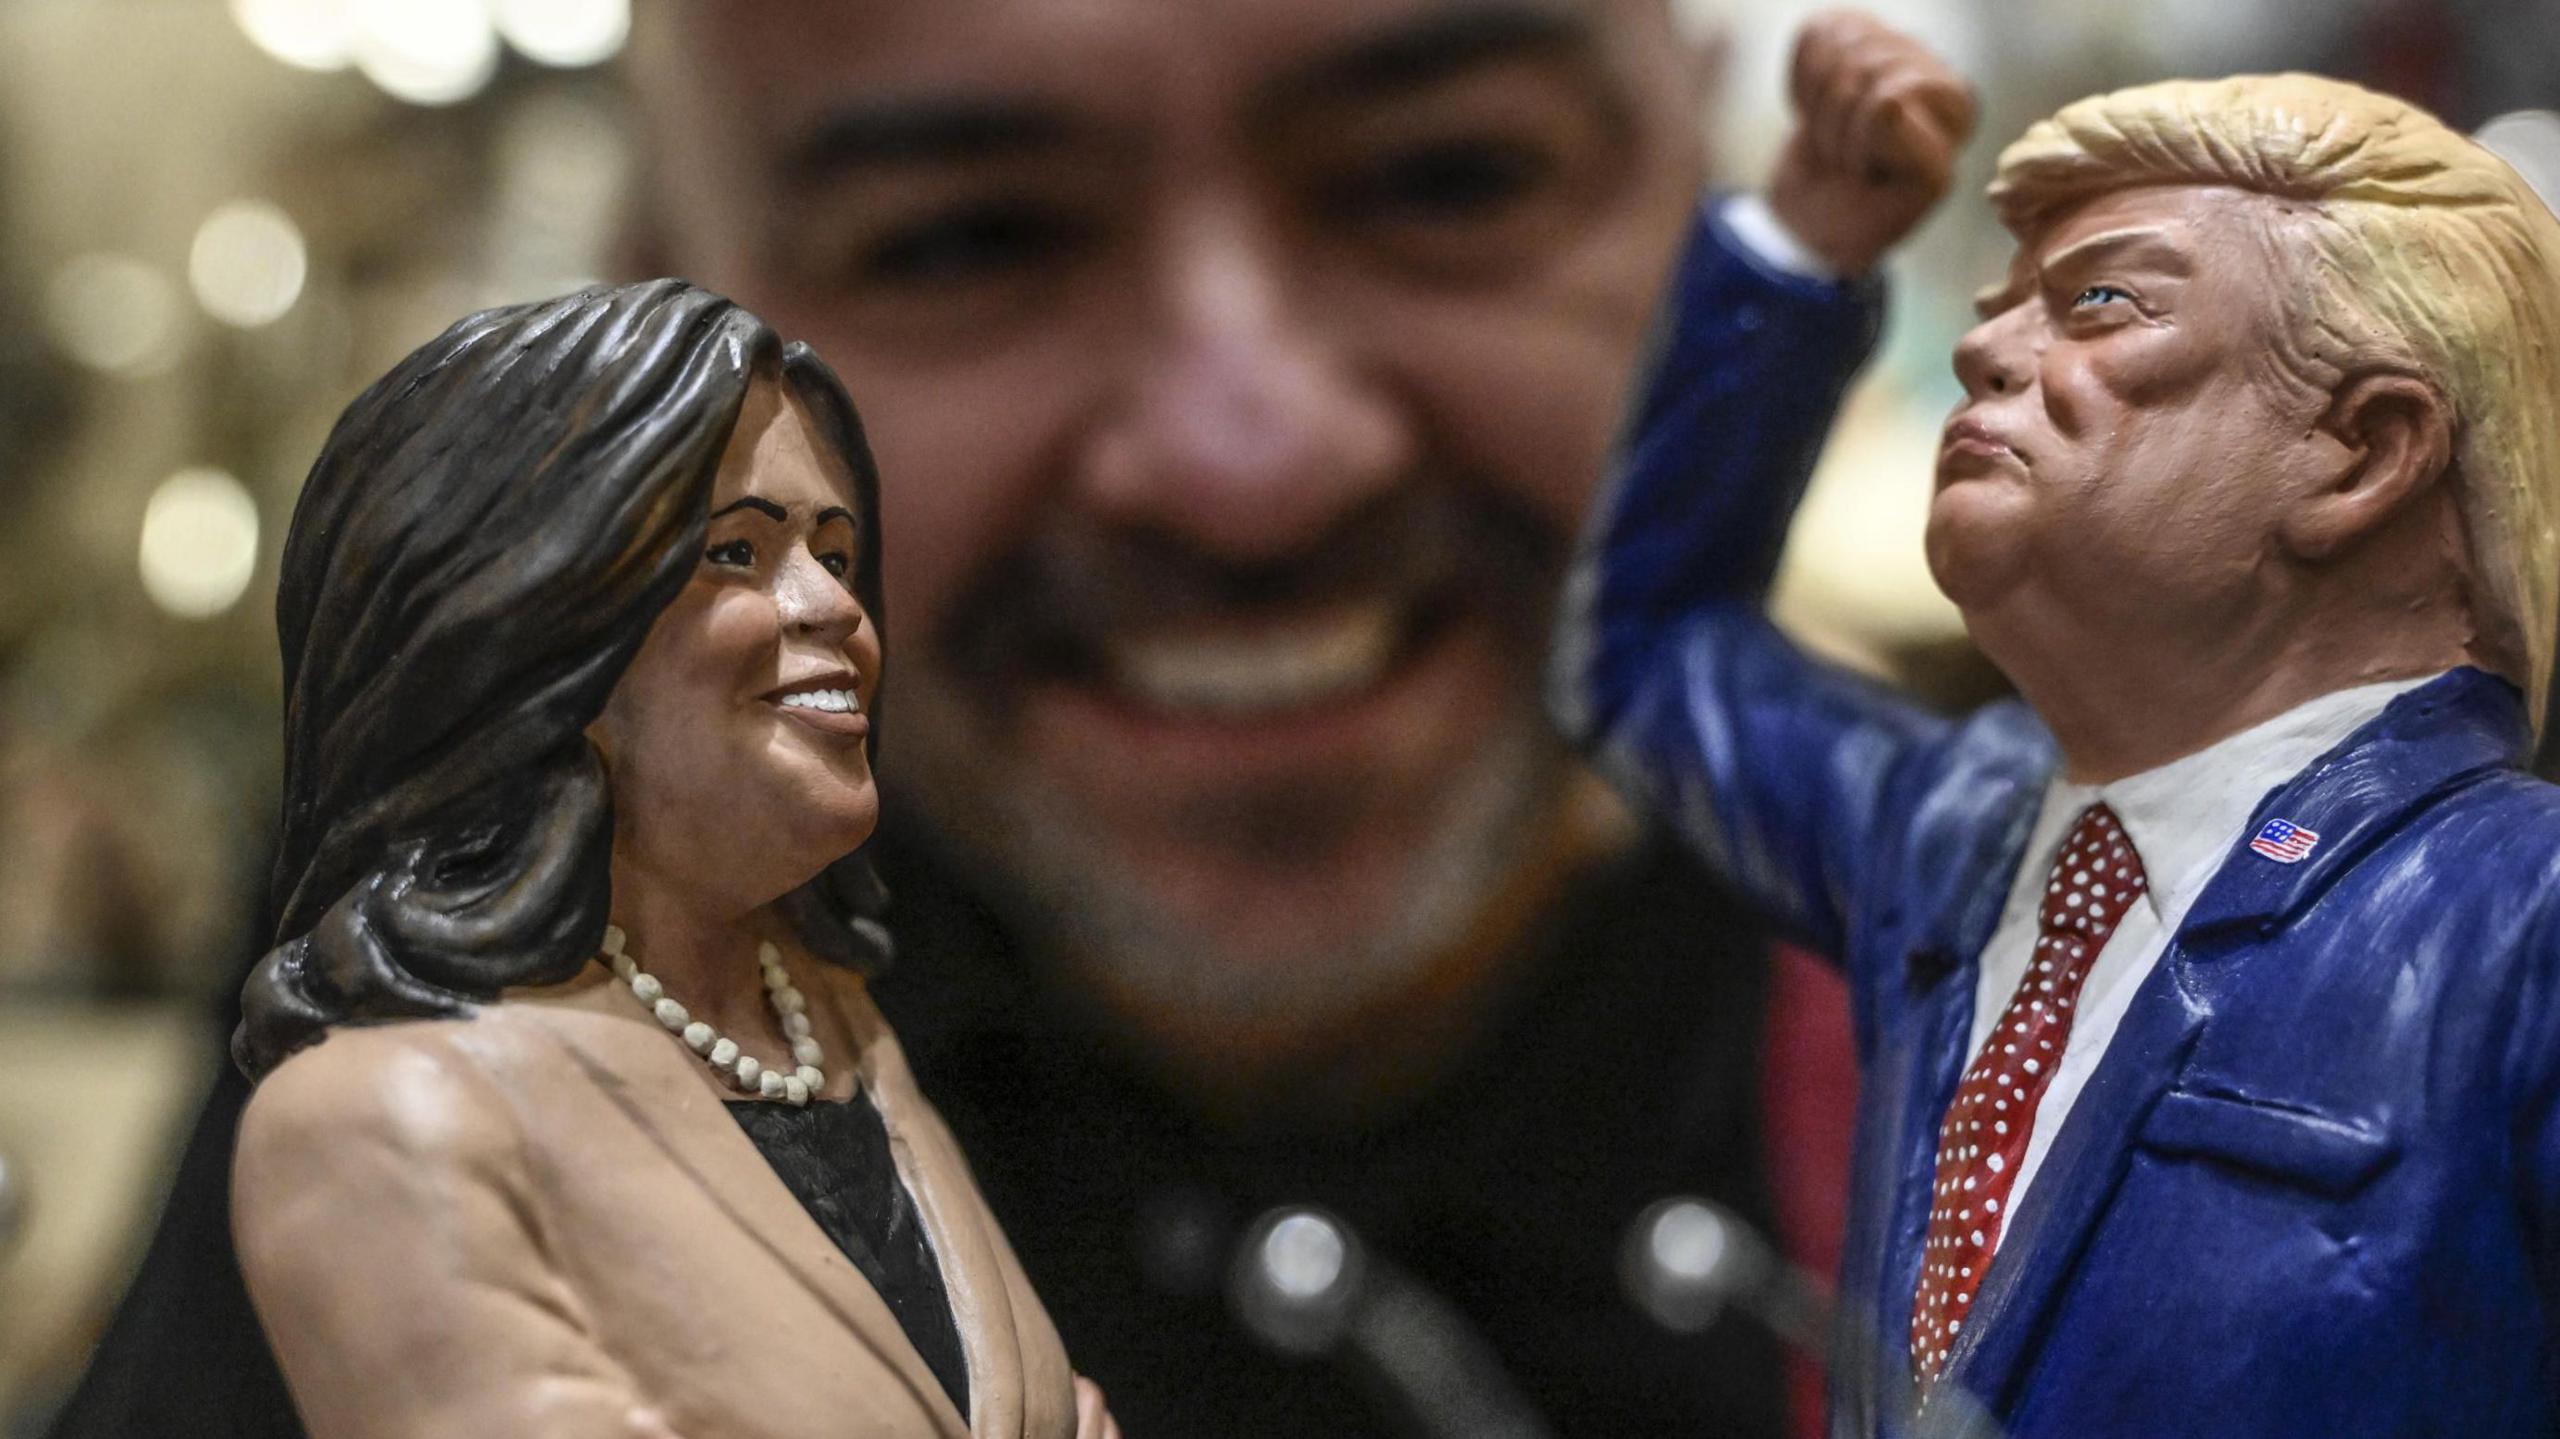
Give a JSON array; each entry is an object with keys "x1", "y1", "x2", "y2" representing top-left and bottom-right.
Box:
[
  {"x1": 1321, "y1": 138, "x2": 1555, "y2": 227},
  {"x1": 817, "y1": 551, "x2": 851, "y2": 580},
  {"x1": 705, "y1": 538, "x2": 755, "y2": 568},
  {"x1": 855, "y1": 202, "x2": 1095, "y2": 288},
  {"x1": 2072, "y1": 284, "x2": 2135, "y2": 310}
]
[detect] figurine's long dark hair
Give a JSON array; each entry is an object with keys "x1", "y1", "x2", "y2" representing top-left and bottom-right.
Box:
[{"x1": 235, "y1": 280, "x2": 891, "y2": 1080}]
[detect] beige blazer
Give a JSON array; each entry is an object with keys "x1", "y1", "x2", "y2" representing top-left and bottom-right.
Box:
[{"x1": 233, "y1": 965, "x2": 1078, "y2": 1439}]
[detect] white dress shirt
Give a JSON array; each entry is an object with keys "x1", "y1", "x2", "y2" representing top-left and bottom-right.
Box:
[
  {"x1": 1968, "y1": 674, "x2": 2439, "y2": 1248},
  {"x1": 1721, "y1": 193, "x2": 1838, "y2": 279}
]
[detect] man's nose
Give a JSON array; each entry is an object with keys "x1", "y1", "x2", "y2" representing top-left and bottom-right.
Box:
[
  {"x1": 1953, "y1": 307, "x2": 2034, "y2": 402},
  {"x1": 1076, "y1": 198, "x2": 1414, "y2": 562}
]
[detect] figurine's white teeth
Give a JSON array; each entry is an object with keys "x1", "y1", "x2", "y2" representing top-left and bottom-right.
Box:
[
  {"x1": 1107, "y1": 606, "x2": 1401, "y2": 717},
  {"x1": 776, "y1": 688, "x2": 860, "y2": 714}
]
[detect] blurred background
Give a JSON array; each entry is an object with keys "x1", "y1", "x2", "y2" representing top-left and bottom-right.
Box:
[{"x1": 0, "y1": 0, "x2": 2554, "y2": 1430}]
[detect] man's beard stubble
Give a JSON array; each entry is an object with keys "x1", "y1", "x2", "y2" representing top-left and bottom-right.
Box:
[{"x1": 889, "y1": 479, "x2": 1578, "y2": 1038}]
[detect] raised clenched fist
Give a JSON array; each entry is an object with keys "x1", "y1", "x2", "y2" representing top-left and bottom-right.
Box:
[{"x1": 1767, "y1": 10, "x2": 1976, "y2": 276}]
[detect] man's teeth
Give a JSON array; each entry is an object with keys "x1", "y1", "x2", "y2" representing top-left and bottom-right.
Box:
[
  {"x1": 1110, "y1": 606, "x2": 1400, "y2": 716},
  {"x1": 778, "y1": 688, "x2": 860, "y2": 714}
]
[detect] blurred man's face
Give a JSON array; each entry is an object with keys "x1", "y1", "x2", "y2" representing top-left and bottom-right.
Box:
[{"x1": 643, "y1": 0, "x2": 1707, "y2": 1040}]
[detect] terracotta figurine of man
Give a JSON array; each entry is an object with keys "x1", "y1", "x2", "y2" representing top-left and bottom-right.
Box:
[{"x1": 1557, "y1": 72, "x2": 2560, "y2": 1435}]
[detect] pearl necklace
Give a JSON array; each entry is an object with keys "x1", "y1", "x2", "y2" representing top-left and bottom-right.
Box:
[{"x1": 601, "y1": 924, "x2": 831, "y2": 1106}]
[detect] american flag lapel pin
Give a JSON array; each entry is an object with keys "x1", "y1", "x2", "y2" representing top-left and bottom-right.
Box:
[{"x1": 2249, "y1": 818, "x2": 2321, "y2": 864}]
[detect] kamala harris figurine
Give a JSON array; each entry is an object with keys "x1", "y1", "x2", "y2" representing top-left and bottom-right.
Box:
[{"x1": 230, "y1": 281, "x2": 1119, "y2": 1439}]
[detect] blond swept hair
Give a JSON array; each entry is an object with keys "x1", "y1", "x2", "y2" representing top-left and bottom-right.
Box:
[{"x1": 1990, "y1": 74, "x2": 2560, "y2": 724}]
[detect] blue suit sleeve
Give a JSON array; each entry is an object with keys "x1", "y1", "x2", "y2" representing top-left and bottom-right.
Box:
[
  {"x1": 2505, "y1": 904, "x2": 2560, "y2": 1403},
  {"x1": 1551, "y1": 197, "x2": 1952, "y2": 959}
]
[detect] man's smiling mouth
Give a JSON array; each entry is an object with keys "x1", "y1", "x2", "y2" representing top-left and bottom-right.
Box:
[{"x1": 1105, "y1": 604, "x2": 1402, "y2": 718}]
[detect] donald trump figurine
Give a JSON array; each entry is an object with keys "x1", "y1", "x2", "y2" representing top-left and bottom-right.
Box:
[{"x1": 1559, "y1": 68, "x2": 2560, "y2": 1436}]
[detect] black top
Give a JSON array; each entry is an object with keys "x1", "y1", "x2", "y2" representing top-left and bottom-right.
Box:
[
  {"x1": 728, "y1": 1095, "x2": 972, "y2": 1422},
  {"x1": 870, "y1": 824, "x2": 1787, "y2": 1439}
]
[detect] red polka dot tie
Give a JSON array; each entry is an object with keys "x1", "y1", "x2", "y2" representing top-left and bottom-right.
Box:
[{"x1": 1909, "y1": 803, "x2": 2146, "y2": 1384}]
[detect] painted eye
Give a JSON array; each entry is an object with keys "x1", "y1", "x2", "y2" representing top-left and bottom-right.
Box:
[
  {"x1": 817, "y1": 551, "x2": 851, "y2": 579},
  {"x1": 705, "y1": 538, "x2": 755, "y2": 567},
  {"x1": 2072, "y1": 284, "x2": 2134, "y2": 309}
]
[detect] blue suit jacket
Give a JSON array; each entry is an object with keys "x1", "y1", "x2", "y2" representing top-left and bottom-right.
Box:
[{"x1": 1558, "y1": 204, "x2": 2560, "y2": 1436}]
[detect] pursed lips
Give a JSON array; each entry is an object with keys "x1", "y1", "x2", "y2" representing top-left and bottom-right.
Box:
[{"x1": 1938, "y1": 416, "x2": 2024, "y2": 482}]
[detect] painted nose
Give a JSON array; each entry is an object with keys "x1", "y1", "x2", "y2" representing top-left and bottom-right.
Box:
[
  {"x1": 1077, "y1": 203, "x2": 1413, "y2": 562},
  {"x1": 1952, "y1": 309, "x2": 2031, "y2": 401},
  {"x1": 780, "y1": 548, "x2": 865, "y2": 646}
]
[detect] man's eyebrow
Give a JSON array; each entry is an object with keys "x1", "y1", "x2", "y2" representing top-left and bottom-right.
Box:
[
  {"x1": 1264, "y1": 0, "x2": 1597, "y2": 108},
  {"x1": 711, "y1": 496, "x2": 789, "y2": 522},
  {"x1": 814, "y1": 505, "x2": 857, "y2": 529},
  {"x1": 780, "y1": 97, "x2": 1076, "y2": 186}
]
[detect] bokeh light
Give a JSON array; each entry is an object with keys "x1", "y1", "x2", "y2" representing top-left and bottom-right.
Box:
[
  {"x1": 350, "y1": 0, "x2": 499, "y2": 106},
  {"x1": 229, "y1": 0, "x2": 355, "y2": 72},
  {"x1": 188, "y1": 200, "x2": 309, "y2": 329},
  {"x1": 492, "y1": 0, "x2": 629, "y2": 68},
  {"x1": 1644, "y1": 1199, "x2": 1731, "y2": 1285},
  {"x1": 1258, "y1": 1213, "x2": 1348, "y2": 1301},
  {"x1": 137, "y1": 469, "x2": 262, "y2": 620},
  {"x1": 42, "y1": 255, "x2": 182, "y2": 377}
]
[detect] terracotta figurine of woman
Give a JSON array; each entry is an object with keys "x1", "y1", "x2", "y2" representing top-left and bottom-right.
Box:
[{"x1": 228, "y1": 280, "x2": 1117, "y2": 1439}]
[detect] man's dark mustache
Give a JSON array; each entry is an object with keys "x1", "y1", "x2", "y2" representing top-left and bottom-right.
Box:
[{"x1": 937, "y1": 483, "x2": 1566, "y2": 685}]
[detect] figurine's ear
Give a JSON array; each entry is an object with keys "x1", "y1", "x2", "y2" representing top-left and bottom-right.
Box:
[{"x1": 2281, "y1": 371, "x2": 2455, "y2": 562}]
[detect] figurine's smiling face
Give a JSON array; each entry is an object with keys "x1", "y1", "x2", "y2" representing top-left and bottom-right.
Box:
[
  {"x1": 591, "y1": 374, "x2": 884, "y2": 909},
  {"x1": 1927, "y1": 183, "x2": 2334, "y2": 647}
]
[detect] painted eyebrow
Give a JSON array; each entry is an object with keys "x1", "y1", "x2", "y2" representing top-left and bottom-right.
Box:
[
  {"x1": 1975, "y1": 228, "x2": 2194, "y2": 320},
  {"x1": 781, "y1": 97, "x2": 1079, "y2": 188},
  {"x1": 1261, "y1": 0, "x2": 1598, "y2": 109},
  {"x1": 814, "y1": 505, "x2": 856, "y2": 529},
  {"x1": 710, "y1": 496, "x2": 789, "y2": 522},
  {"x1": 2040, "y1": 227, "x2": 2193, "y2": 284}
]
